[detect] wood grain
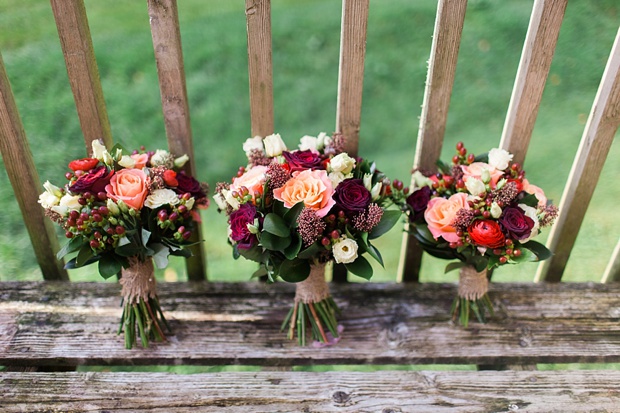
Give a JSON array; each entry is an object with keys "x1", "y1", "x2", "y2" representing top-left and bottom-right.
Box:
[
  {"x1": 499, "y1": 0, "x2": 568, "y2": 165},
  {"x1": 0, "y1": 54, "x2": 68, "y2": 281},
  {"x1": 148, "y1": 0, "x2": 207, "y2": 281},
  {"x1": 50, "y1": 0, "x2": 113, "y2": 151},
  {"x1": 246, "y1": 0, "x2": 274, "y2": 138},
  {"x1": 2, "y1": 370, "x2": 620, "y2": 412},
  {"x1": 536, "y1": 28, "x2": 620, "y2": 282},
  {"x1": 602, "y1": 238, "x2": 620, "y2": 283},
  {"x1": 1, "y1": 282, "x2": 619, "y2": 367},
  {"x1": 399, "y1": 0, "x2": 467, "y2": 282},
  {"x1": 335, "y1": 0, "x2": 369, "y2": 157}
]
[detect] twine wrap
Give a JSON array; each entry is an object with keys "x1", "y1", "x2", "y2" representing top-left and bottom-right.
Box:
[
  {"x1": 120, "y1": 257, "x2": 157, "y2": 305},
  {"x1": 458, "y1": 265, "x2": 488, "y2": 301},
  {"x1": 295, "y1": 262, "x2": 330, "y2": 304}
]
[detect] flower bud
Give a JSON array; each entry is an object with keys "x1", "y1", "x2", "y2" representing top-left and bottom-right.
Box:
[
  {"x1": 106, "y1": 199, "x2": 120, "y2": 215},
  {"x1": 490, "y1": 202, "x2": 502, "y2": 219}
]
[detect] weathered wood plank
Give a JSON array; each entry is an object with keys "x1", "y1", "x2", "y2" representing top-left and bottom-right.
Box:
[
  {"x1": 399, "y1": 0, "x2": 468, "y2": 282},
  {"x1": 602, "y1": 238, "x2": 620, "y2": 283},
  {"x1": 147, "y1": 0, "x2": 207, "y2": 281},
  {"x1": 499, "y1": 0, "x2": 568, "y2": 165},
  {"x1": 335, "y1": 0, "x2": 369, "y2": 157},
  {"x1": 536, "y1": 28, "x2": 620, "y2": 282},
  {"x1": 50, "y1": 0, "x2": 113, "y2": 151},
  {"x1": 2, "y1": 370, "x2": 620, "y2": 412},
  {"x1": 245, "y1": 0, "x2": 274, "y2": 138},
  {"x1": 1, "y1": 282, "x2": 619, "y2": 367},
  {"x1": 0, "y1": 54, "x2": 68, "y2": 281}
]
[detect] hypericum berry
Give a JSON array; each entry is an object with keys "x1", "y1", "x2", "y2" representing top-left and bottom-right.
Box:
[
  {"x1": 97, "y1": 192, "x2": 107, "y2": 201},
  {"x1": 182, "y1": 231, "x2": 192, "y2": 240},
  {"x1": 513, "y1": 249, "x2": 522, "y2": 257},
  {"x1": 92, "y1": 214, "x2": 103, "y2": 223},
  {"x1": 467, "y1": 153, "x2": 475, "y2": 164},
  {"x1": 456, "y1": 179, "x2": 465, "y2": 189},
  {"x1": 321, "y1": 237, "x2": 331, "y2": 246},
  {"x1": 393, "y1": 180, "x2": 403, "y2": 191},
  {"x1": 505, "y1": 239, "x2": 513, "y2": 247},
  {"x1": 115, "y1": 226, "x2": 125, "y2": 235},
  {"x1": 456, "y1": 231, "x2": 464, "y2": 238},
  {"x1": 83, "y1": 192, "x2": 93, "y2": 200},
  {"x1": 482, "y1": 211, "x2": 491, "y2": 218},
  {"x1": 93, "y1": 231, "x2": 102, "y2": 239},
  {"x1": 80, "y1": 212, "x2": 89, "y2": 221},
  {"x1": 178, "y1": 205, "x2": 188, "y2": 214},
  {"x1": 493, "y1": 248, "x2": 503, "y2": 255},
  {"x1": 182, "y1": 193, "x2": 191, "y2": 201},
  {"x1": 69, "y1": 210, "x2": 79, "y2": 220},
  {"x1": 499, "y1": 256, "x2": 508, "y2": 264},
  {"x1": 178, "y1": 226, "x2": 186, "y2": 234},
  {"x1": 66, "y1": 219, "x2": 76, "y2": 227},
  {"x1": 338, "y1": 210, "x2": 345, "y2": 219},
  {"x1": 106, "y1": 227, "x2": 114, "y2": 235},
  {"x1": 505, "y1": 248, "x2": 513, "y2": 256},
  {"x1": 158, "y1": 210, "x2": 168, "y2": 222},
  {"x1": 403, "y1": 187, "x2": 409, "y2": 195},
  {"x1": 452, "y1": 155, "x2": 460, "y2": 164},
  {"x1": 330, "y1": 230, "x2": 340, "y2": 239},
  {"x1": 65, "y1": 231, "x2": 74, "y2": 238},
  {"x1": 443, "y1": 175, "x2": 454, "y2": 186},
  {"x1": 169, "y1": 212, "x2": 179, "y2": 222},
  {"x1": 89, "y1": 240, "x2": 100, "y2": 249},
  {"x1": 78, "y1": 197, "x2": 87, "y2": 206},
  {"x1": 76, "y1": 219, "x2": 84, "y2": 227},
  {"x1": 456, "y1": 142, "x2": 464, "y2": 151},
  {"x1": 449, "y1": 242, "x2": 458, "y2": 248},
  {"x1": 327, "y1": 214, "x2": 336, "y2": 222},
  {"x1": 459, "y1": 147, "x2": 467, "y2": 156},
  {"x1": 99, "y1": 206, "x2": 109, "y2": 216},
  {"x1": 65, "y1": 172, "x2": 73, "y2": 180},
  {"x1": 511, "y1": 163, "x2": 520, "y2": 171}
]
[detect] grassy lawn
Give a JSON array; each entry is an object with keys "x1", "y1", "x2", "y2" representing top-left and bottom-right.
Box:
[{"x1": 0, "y1": 0, "x2": 618, "y2": 284}]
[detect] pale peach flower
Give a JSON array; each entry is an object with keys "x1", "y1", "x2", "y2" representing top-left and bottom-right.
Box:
[
  {"x1": 273, "y1": 169, "x2": 335, "y2": 217},
  {"x1": 105, "y1": 169, "x2": 149, "y2": 210},
  {"x1": 230, "y1": 165, "x2": 268, "y2": 202},
  {"x1": 130, "y1": 153, "x2": 149, "y2": 169},
  {"x1": 461, "y1": 162, "x2": 504, "y2": 188},
  {"x1": 522, "y1": 179, "x2": 547, "y2": 207},
  {"x1": 424, "y1": 192, "x2": 469, "y2": 243}
]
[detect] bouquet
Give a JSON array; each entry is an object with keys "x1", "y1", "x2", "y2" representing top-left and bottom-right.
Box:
[
  {"x1": 215, "y1": 132, "x2": 407, "y2": 346},
  {"x1": 406, "y1": 142, "x2": 558, "y2": 326},
  {"x1": 39, "y1": 140, "x2": 208, "y2": 348}
]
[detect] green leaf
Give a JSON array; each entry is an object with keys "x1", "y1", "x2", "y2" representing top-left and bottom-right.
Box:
[
  {"x1": 273, "y1": 200, "x2": 287, "y2": 217},
  {"x1": 298, "y1": 242, "x2": 323, "y2": 260},
  {"x1": 98, "y1": 255, "x2": 122, "y2": 279},
  {"x1": 521, "y1": 240, "x2": 553, "y2": 261},
  {"x1": 56, "y1": 236, "x2": 83, "y2": 260},
  {"x1": 509, "y1": 247, "x2": 535, "y2": 264},
  {"x1": 263, "y1": 213, "x2": 290, "y2": 237},
  {"x1": 366, "y1": 242, "x2": 384, "y2": 267},
  {"x1": 283, "y1": 235, "x2": 303, "y2": 260},
  {"x1": 519, "y1": 193, "x2": 539, "y2": 208},
  {"x1": 369, "y1": 210, "x2": 402, "y2": 239},
  {"x1": 283, "y1": 201, "x2": 305, "y2": 228},
  {"x1": 76, "y1": 244, "x2": 95, "y2": 267},
  {"x1": 64, "y1": 255, "x2": 99, "y2": 269},
  {"x1": 260, "y1": 231, "x2": 291, "y2": 251},
  {"x1": 278, "y1": 259, "x2": 311, "y2": 283},
  {"x1": 251, "y1": 266, "x2": 268, "y2": 279},
  {"x1": 237, "y1": 245, "x2": 266, "y2": 263},
  {"x1": 141, "y1": 228, "x2": 152, "y2": 247},
  {"x1": 169, "y1": 248, "x2": 192, "y2": 258},
  {"x1": 115, "y1": 241, "x2": 145, "y2": 258},
  {"x1": 345, "y1": 255, "x2": 374, "y2": 280},
  {"x1": 150, "y1": 243, "x2": 171, "y2": 269},
  {"x1": 444, "y1": 261, "x2": 466, "y2": 273}
]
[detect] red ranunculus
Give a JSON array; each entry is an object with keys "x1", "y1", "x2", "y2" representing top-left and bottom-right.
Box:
[
  {"x1": 333, "y1": 178, "x2": 371, "y2": 215},
  {"x1": 499, "y1": 206, "x2": 534, "y2": 240},
  {"x1": 229, "y1": 203, "x2": 258, "y2": 249},
  {"x1": 468, "y1": 219, "x2": 505, "y2": 249},
  {"x1": 175, "y1": 171, "x2": 205, "y2": 199},
  {"x1": 282, "y1": 150, "x2": 325, "y2": 172},
  {"x1": 68, "y1": 158, "x2": 99, "y2": 172},
  {"x1": 163, "y1": 169, "x2": 178, "y2": 187},
  {"x1": 406, "y1": 186, "x2": 431, "y2": 222},
  {"x1": 69, "y1": 165, "x2": 114, "y2": 194}
]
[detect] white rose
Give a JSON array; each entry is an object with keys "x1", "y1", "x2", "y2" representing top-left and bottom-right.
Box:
[
  {"x1": 51, "y1": 194, "x2": 82, "y2": 215},
  {"x1": 490, "y1": 202, "x2": 502, "y2": 219},
  {"x1": 144, "y1": 188, "x2": 180, "y2": 209},
  {"x1": 412, "y1": 170, "x2": 434, "y2": 189},
  {"x1": 149, "y1": 149, "x2": 171, "y2": 167},
  {"x1": 518, "y1": 203, "x2": 540, "y2": 243},
  {"x1": 243, "y1": 136, "x2": 265, "y2": 157},
  {"x1": 117, "y1": 155, "x2": 136, "y2": 168},
  {"x1": 299, "y1": 135, "x2": 319, "y2": 152},
  {"x1": 329, "y1": 153, "x2": 356, "y2": 174},
  {"x1": 465, "y1": 178, "x2": 486, "y2": 196},
  {"x1": 264, "y1": 133, "x2": 287, "y2": 157},
  {"x1": 317, "y1": 132, "x2": 332, "y2": 150},
  {"x1": 213, "y1": 193, "x2": 228, "y2": 210},
  {"x1": 91, "y1": 139, "x2": 108, "y2": 161},
  {"x1": 488, "y1": 148, "x2": 513, "y2": 171},
  {"x1": 328, "y1": 171, "x2": 347, "y2": 188},
  {"x1": 38, "y1": 192, "x2": 60, "y2": 209},
  {"x1": 332, "y1": 237, "x2": 358, "y2": 264}
]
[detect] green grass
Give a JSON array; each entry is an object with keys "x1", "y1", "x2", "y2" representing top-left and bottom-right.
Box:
[{"x1": 0, "y1": 0, "x2": 619, "y2": 283}]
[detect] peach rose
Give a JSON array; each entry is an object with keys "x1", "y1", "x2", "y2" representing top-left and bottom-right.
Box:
[
  {"x1": 130, "y1": 153, "x2": 149, "y2": 169},
  {"x1": 105, "y1": 168, "x2": 149, "y2": 210},
  {"x1": 522, "y1": 179, "x2": 547, "y2": 207},
  {"x1": 424, "y1": 192, "x2": 469, "y2": 243},
  {"x1": 273, "y1": 169, "x2": 335, "y2": 217},
  {"x1": 230, "y1": 165, "x2": 268, "y2": 202},
  {"x1": 461, "y1": 162, "x2": 504, "y2": 188}
]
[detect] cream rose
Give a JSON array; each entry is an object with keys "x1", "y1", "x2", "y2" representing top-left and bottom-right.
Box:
[
  {"x1": 117, "y1": 155, "x2": 136, "y2": 169},
  {"x1": 105, "y1": 168, "x2": 149, "y2": 210},
  {"x1": 424, "y1": 192, "x2": 469, "y2": 243},
  {"x1": 329, "y1": 153, "x2": 356, "y2": 174},
  {"x1": 299, "y1": 135, "x2": 319, "y2": 152},
  {"x1": 51, "y1": 194, "x2": 82, "y2": 215},
  {"x1": 465, "y1": 178, "x2": 486, "y2": 197},
  {"x1": 264, "y1": 133, "x2": 287, "y2": 157},
  {"x1": 243, "y1": 135, "x2": 264, "y2": 157},
  {"x1": 273, "y1": 169, "x2": 335, "y2": 217},
  {"x1": 332, "y1": 237, "x2": 358, "y2": 264},
  {"x1": 144, "y1": 188, "x2": 180, "y2": 209},
  {"x1": 488, "y1": 148, "x2": 513, "y2": 170}
]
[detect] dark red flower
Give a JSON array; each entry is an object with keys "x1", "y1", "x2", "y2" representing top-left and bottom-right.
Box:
[
  {"x1": 69, "y1": 165, "x2": 113, "y2": 194},
  {"x1": 499, "y1": 206, "x2": 534, "y2": 240},
  {"x1": 229, "y1": 203, "x2": 259, "y2": 249},
  {"x1": 468, "y1": 219, "x2": 505, "y2": 249},
  {"x1": 282, "y1": 150, "x2": 325, "y2": 172},
  {"x1": 406, "y1": 186, "x2": 431, "y2": 222},
  {"x1": 68, "y1": 158, "x2": 99, "y2": 172},
  {"x1": 333, "y1": 178, "x2": 371, "y2": 215},
  {"x1": 175, "y1": 171, "x2": 205, "y2": 199}
]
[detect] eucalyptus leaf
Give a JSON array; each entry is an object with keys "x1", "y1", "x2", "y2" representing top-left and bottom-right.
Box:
[
  {"x1": 260, "y1": 231, "x2": 291, "y2": 251},
  {"x1": 366, "y1": 243, "x2": 384, "y2": 267},
  {"x1": 115, "y1": 241, "x2": 145, "y2": 258},
  {"x1": 298, "y1": 242, "x2": 323, "y2": 260},
  {"x1": 521, "y1": 240, "x2": 553, "y2": 261},
  {"x1": 278, "y1": 259, "x2": 311, "y2": 282},
  {"x1": 444, "y1": 261, "x2": 466, "y2": 273},
  {"x1": 150, "y1": 243, "x2": 171, "y2": 269},
  {"x1": 283, "y1": 235, "x2": 303, "y2": 260},
  {"x1": 369, "y1": 210, "x2": 402, "y2": 239},
  {"x1": 98, "y1": 255, "x2": 122, "y2": 279},
  {"x1": 237, "y1": 245, "x2": 267, "y2": 263},
  {"x1": 283, "y1": 201, "x2": 305, "y2": 228},
  {"x1": 56, "y1": 236, "x2": 83, "y2": 260},
  {"x1": 141, "y1": 228, "x2": 152, "y2": 247},
  {"x1": 519, "y1": 193, "x2": 539, "y2": 208},
  {"x1": 263, "y1": 213, "x2": 290, "y2": 237},
  {"x1": 76, "y1": 244, "x2": 95, "y2": 267},
  {"x1": 345, "y1": 255, "x2": 373, "y2": 280}
]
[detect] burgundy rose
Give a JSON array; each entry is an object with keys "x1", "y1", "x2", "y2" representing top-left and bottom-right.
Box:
[
  {"x1": 229, "y1": 203, "x2": 259, "y2": 249},
  {"x1": 468, "y1": 219, "x2": 505, "y2": 249},
  {"x1": 499, "y1": 206, "x2": 534, "y2": 240},
  {"x1": 282, "y1": 150, "x2": 325, "y2": 172},
  {"x1": 334, "y1": 178, "x2": 371, "y2": 215},
  {"x1": 69, "y1": 165, "x2": 113, "y2": 194},
  {"x1": 176, "y1": 171, "x2": 206, "y2": 199},
  {"x1": 406, "y1": 186, "x2": 431, "y2": 222}
]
